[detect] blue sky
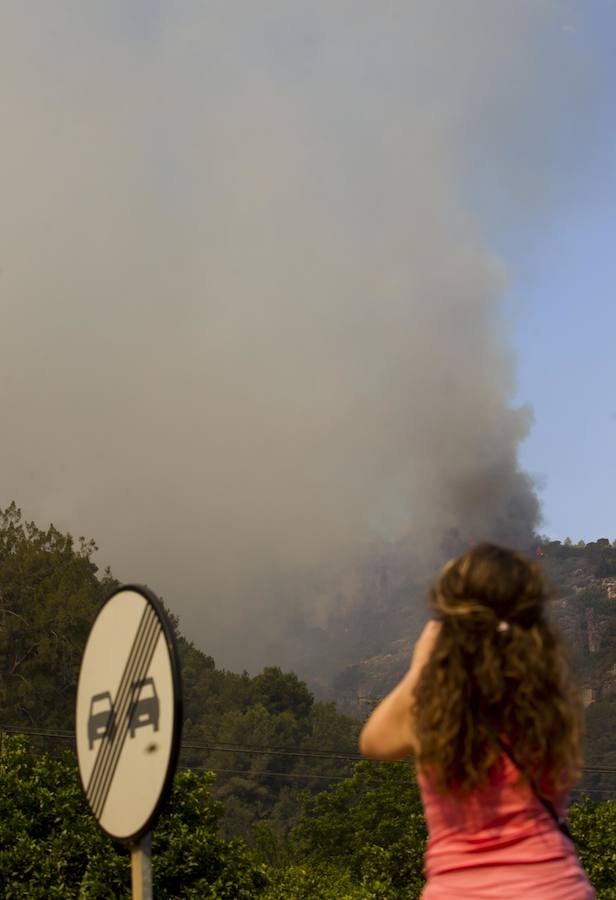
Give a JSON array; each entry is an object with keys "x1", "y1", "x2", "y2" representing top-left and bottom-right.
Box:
[
  {"x1": 514, "y1": 196, "x2": 616, "y2": 542},
  {"x1": 504, "y1": 7, "x2": 616, "y2": 541}
]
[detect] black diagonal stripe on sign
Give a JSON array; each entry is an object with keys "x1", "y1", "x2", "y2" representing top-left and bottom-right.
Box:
[
  {"x1": 86, "y1": 603, "x2": 155, "y2": 809},
  {"x1": 92, "y1": 618, "x2": 162, "y2": 820},
  {"x1": 86, "y1": 603, "x2": 152, "y2": 804},
  {"x1": 88, "y1": 614, "x2": 160, "y2": 820},
  {"x1": 87, "y1": 606, "x2": 160, "y2": 818},
  {"x1": 87, "y1": 609, "x2": 160, "y2": 818},
  {"x1": 86, "y1": 603, "x2": 157, "y2": 810}
]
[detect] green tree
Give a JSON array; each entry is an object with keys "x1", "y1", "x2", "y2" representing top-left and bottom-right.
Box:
[
  {"x1": 0, "y1": 502, "x2": 361, "y2": 846},
  {"x1": 0, "y1": 734, "x2": 267, "y2": 899},
  {"x1": 291, "y1": 761, "x2": 427, "y2": 899},
  {"x1": 262, "y1": 863, "x2": 375, "y2": 899},
  {"x1": 570, "y1": 798, "x2": 616, "y2": 899},
  {"x1": 252, "y1": 667, "x2": 314, "y2": 719},
  {"x1": 0, "y1": 503, "x2": 116, "y2": 729},
  {"x1": 0, "y1": 734, "x2": 127, "y2": 898}
]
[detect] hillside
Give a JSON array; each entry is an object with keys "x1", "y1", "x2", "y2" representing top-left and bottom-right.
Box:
[
  {"x1": 320, "y1": 538, "x2": 616, "y2": 795},
  {"x1": 2, "y1": 501, "x2": 615, "y2": 820},
  {"x1": 0, "y1": 503, "x2": 359, "y2": 840},
  {"x1": 316, "y1": 539, "x2": 616, "y2": 701}
]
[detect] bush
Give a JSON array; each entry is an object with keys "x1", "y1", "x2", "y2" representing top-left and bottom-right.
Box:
[
  {"x1": 570, "y1": 798, "x2": 616, "y2": 899},
  {"x1": 0, "y1": 736, "x2": 267, "y2": 899},
  {"x1": 291, "y1": 761, "x2": 426, "y2": 899}
]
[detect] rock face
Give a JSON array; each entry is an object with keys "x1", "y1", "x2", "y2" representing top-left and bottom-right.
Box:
[
  {"x1": 306, "y1": 539, "x2": 616, "y2": 716},
  {"x1": 290, "y1": 537, "x2": 616, "y2": 790},
  {"x1": 274, "y1": 538, "x2": 430, "y2": 708},
  {"x1": 540, "y1": 541, "x2": 616, "y2": 703},
  {"x1": 604, "y1": 579, "x2": 616, "y2": 601}
]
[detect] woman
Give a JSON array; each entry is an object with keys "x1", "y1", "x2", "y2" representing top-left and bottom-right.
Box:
[{"x1": 359, "y1": 543, "x2": 594, "y2": 899}]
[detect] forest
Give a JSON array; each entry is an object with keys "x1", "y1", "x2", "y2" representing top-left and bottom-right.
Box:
[{"x1": 1, "y1": 502, "x2": 616, "y2": 897}]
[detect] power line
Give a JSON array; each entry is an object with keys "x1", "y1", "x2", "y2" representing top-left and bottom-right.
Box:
[
  {"x1": 4, "y1": 725, "x2": 616, "y2": 780},
  {"x1": 0, "y1": 724, "x2": 73, "y2": 739},
  {"x1": 0, "y1": 724, "x2": 361, "y2": 763},
  {"x1": 0, "y1": 745, "x2": 611, "y2": 792},
  {"x1": 183, "y1": 766, "x2": 346, "y2": 783},
  {"x1": 181, "y1": 740, "x2": 360, "y2": 762}
]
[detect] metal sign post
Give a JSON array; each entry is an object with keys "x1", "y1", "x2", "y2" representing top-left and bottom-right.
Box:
[
  {"x1": 131, "y1": 832, "x2": 152, "y2": 900},
  {"x1": 76, "y1": 585, "x2": 182, "y2": 897}
]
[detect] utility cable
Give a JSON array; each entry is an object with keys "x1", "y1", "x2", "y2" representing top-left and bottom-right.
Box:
[{"x1": 4, "y1": 724, "x2": 616, "y2": 779}]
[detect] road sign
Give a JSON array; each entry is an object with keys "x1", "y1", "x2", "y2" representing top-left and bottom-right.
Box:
[{"x1": 76, "y1": 585, "x2": 182, "y2": 844}]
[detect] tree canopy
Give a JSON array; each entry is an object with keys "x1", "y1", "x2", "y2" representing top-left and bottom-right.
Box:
[
  {"x1": 0, "y1": 503, "x2": 115, "y2": 728},
  {"x1": 0, "y1": 503, "x2": 359, "y2": 839},
  {"x1": 2, "y1": 503, "x2": 616, "y2": 897},
  {"x1": 2, "y1": 735, "x2": 615, "y2": 899}
]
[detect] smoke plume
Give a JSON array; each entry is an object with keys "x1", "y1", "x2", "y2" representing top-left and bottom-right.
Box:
[{"x1": 0, "y1": 3, "x2": 593, "y2": 670}]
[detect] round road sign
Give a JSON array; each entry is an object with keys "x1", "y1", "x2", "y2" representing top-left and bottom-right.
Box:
[{"x1": 76, "y1": 585, "x2": 182, "y2": 843}]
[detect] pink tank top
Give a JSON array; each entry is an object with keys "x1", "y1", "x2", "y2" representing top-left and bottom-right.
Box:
[{"x1": 417, "y1": 755, "x2": 594, "y2": 899}]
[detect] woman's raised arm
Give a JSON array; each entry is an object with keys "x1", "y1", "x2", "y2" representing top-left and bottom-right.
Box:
[{"x1": 359, "y1": 620, "x2": 441, "y2": 761}]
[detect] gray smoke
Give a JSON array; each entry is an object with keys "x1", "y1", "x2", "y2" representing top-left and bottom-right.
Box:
[{"x1": 0, "y1": 3, "x2": 594, "y2": 670}]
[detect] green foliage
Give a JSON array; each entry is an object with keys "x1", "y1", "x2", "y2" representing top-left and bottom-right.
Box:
[
  {"x1": 291, "y1": 761, "x2": 426, "y2": 899},
  {"x1": 546, "y1": 537, "x2": 616, "y2": 580},
  {"x1": 152, "y1": 770, "x2": 268, "y2": 899},
  {"x1": 0, "y1": 502, "x2": 360, "y2": 844},
  {"x1": 180, "y1": 653, "x2": 359, "y2": 839},
  {"x1": 570, "y1": 798, "x2": 616, "y2": 899},
  {"x1": 193, "y1": 695, "x2": 359, "y2": 840},
  {"x1": 262, "y1": 864, "x2": 375, "y2": 899},
  {"x1": 3, "y1": 735, "x2": 616, "y2": 899},
  {"x1": 3, "y1": 503, "x2": 616, "y2": 899},
  {"x1": 0, "y1": 735, "x2": 268, "y2": 899},
  {"x1": 0, "y1": 503, "x2": 116, "y2": 728},
  {"x1": 252, "y1": 667, "x2": 314, "y2": 719},
  {"x1": 0, "y1": 734, "x2": 127, "y2": 898}
]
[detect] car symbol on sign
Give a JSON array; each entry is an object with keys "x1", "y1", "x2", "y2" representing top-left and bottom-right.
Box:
[
  {"x1": 88, "y1": 691, "x2": 116, "y2": 750},
  {"x1": 128, "y1": 677, "x2": 160, "y2": 738}
]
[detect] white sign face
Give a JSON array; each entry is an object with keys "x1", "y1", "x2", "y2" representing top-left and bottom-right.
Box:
[{"x1": 76, "y1": 586, "x2": 182, "y2": 842}]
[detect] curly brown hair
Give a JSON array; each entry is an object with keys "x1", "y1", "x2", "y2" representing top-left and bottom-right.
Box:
[{"x1": 412, "y1": 543, "x2": 582, "y2": 798}]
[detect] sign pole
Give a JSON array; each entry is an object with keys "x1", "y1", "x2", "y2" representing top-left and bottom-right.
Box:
[{"x1": 131, "y1": 832, "x2": 153, "y2": 900}]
